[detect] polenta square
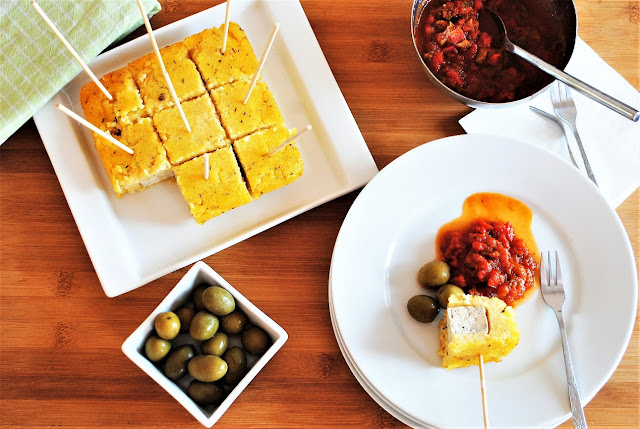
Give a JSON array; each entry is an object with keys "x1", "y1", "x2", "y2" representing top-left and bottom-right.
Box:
[
  {"x1": 93, "y1": 118, "x2": 172, "y2": 198},
  {"x1": 79, "y1": 67, "x2": 144, "y2": 130},
  {"x1": 153, "y1": 94, "x2": 228, "y2": 165},
  {"x1": 233, "y1": 125, "x2": 304, "y2": 198},
  {"x1": 210, "y1": 77, "x2": 284, "y2": 140},
  {"x1": 438, "y1": 294, "x2": 520, "y2": 369},
  {"x1": 128, "y1": 42, "x2": 206, "y2": 115},
  {"x1": 173, "y1": 147, "x2": 252, "y2": 224},
  {"x1": 189, "y1": 22, "x2": 259, "y2": 90}
]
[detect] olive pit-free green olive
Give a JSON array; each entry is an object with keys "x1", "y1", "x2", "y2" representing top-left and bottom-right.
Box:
[
  {"x1": 187, "y1": 380, "x2": 226, "y2": 405},
  {"x1": 436, "y1": 284, "x2": 465, "y2": 308},
  {"x1": 176, "y1": 307, "x2": 195, "y2": 333},
  {"x1": 222, "y1": 346, "x2": 247, "y2": 385},
  {"x1": 417, "y1": 260, "x2": 451, "y2": 288},
  {"x1": 191, "y1": 284, "x2": 209, "y2": 311},
  {"x1": 188, "y1": 355, "x2": 228, "y2": 382},
  {"x1": 201, "y1": 332, "x2": 229, "y2": 357},
  {"x1": 164, "y1": 344, "x2": 195, "y2": 381},
  {"x1": 406, "y1": 295, "x2": 440, "y2": 323},
  {"x1": 189, "y1": 311, "x2": 219, "y2": 341},
  {"x1": 221, "y1": 310, "x2": 248, "y2": 335},
  {"x1": 154, "y1": 311, "x2": 181, "y2": 340},
  {"x1": 144, "y1": 336, "x2": 171, "y2": 362},
  {"x1": 202, "y1": 286, "x2": 235, "y2": 316},
  {"x1": 241, "y1": 326, "x2": 270, "y2": 355}
]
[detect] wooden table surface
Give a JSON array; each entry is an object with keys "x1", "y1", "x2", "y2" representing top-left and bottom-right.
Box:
[{"x1": 1, "y1": 1, "x2": 638, "y2": 427}]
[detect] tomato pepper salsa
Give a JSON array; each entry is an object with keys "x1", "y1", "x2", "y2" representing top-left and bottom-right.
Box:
[
  {"x1": 440, "y1": 219, "x2": 537, "y2": 306},
  {"x1": 415, "y1": 0, "x2": 567, "y2": 102}
]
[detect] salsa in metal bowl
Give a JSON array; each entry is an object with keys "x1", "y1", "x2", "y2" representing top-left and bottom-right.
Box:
[{"x1": 414, "y1": 0, "x2": 568, "y2": 102}]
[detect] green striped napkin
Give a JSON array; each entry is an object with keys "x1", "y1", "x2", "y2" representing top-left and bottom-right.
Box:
[{"x1": 0, "y1": 0, "x2": 162, "y2": 145}]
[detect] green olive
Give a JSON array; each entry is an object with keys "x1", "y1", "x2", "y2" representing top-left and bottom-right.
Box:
[
  {"x1": 189, "y1": 311, "x2": 219, "y2": 341},
  {"x1": 417, "y1": 261, "x2": 450, "y2": 288},
  {"x1": 187, "y1": 380, "x2": 226, "y2": 405},
  {"x1": 241, "y1": 326, "x2": 270, "y2": 355},
  {"x1": 436, "y1": 284, "x2": 465, "y2": 308},
  {"x1": 222, "y1": 346, "x2": 247, "y2": 385},
  {"x1": 164, "y1": 344, "x2": 195, "y2": 381},
  {"x1": 406, "y1": 295, "x2": 440, "y2": 323},
  {"x1": 191, "y1": 284, "x2": 209, "y2": 311},
  {"x1": 154, "y1": 311, "x2": 181, "y2": 340},
  {"x1": 202, "y1": 286, "x2": 235, "y2": 316},
  {"x1": 221, "y1": 310, "x2": 248, "y2": 335},
  {"x1": 144, "y1": 336, "x2": 171, "y2": 362},
  {"x1": 176, "y1": 307, "x2": 195, "y2": 333},
  {"x1": 201, "y1": 332, "x2": 229, "y2": 357},
  {"x1": 188, "y1": 355, "x2": 228, "y2": 382}
]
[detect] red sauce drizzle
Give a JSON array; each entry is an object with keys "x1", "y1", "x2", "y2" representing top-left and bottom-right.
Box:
[{"x1": 436, "y1": 193, "x2": 539, "y2": 306}]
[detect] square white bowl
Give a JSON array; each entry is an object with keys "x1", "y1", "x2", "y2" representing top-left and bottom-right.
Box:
[{"x1": 122, "y1": 261, "x2": 288, "y2": 427}]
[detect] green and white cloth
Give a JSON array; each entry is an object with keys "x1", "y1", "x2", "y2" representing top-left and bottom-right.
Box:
[{"x1": 0, "y1": 0, "x2": 162, "y2": 145}]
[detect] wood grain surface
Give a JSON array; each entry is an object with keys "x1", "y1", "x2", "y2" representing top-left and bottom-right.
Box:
[{"x1": 1, "y1": 0, "x2": 638, "y2": 428}]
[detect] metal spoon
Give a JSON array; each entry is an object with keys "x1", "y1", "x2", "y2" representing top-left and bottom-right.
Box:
[{"x1": 478, "y1": 8, "x2": 640, "y2": 122}]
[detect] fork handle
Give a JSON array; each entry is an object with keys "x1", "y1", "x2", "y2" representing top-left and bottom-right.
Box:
[
  {"x1": 565, "y1": 124, "x2": 598, "y2": 186},
  {"x1": 509, "y1": 44, "x2": 640, "y2": 122},
  {"x1": 555, "y1": 311, "x2": 588, "y2": 429}
]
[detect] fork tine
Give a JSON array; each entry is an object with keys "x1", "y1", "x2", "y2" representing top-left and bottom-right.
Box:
[
  {"x1": 540, "y1": 252, "x2": 547, "y2": 286},
  {"x1": 548, "y1": 250, "x2": 553, "y2": 285},
  {"x1": 555, "y1": 251, "x2": 562, "y2": 286}
]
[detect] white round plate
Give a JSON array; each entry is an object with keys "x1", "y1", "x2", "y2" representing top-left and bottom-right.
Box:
[{"x1": 330, "y1": 135, "x2": 637, "y2": 429}]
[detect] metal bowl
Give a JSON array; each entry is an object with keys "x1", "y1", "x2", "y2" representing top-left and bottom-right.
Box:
[{"x1": 411, "y1": 0, "x2": 578, "y2": 108}]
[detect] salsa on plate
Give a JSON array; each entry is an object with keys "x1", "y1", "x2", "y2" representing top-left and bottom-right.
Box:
[{"x1": 414, "y1": 0, "x2": 567, "y2": 102}]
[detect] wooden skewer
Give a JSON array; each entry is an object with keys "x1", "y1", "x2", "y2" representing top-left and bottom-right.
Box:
[
  {"x1": 134, "y1": 0, "x2": 191, "y2": 133},
  {"x1": 31, "y1": 1, "x2": 113, "y2": 101},
  {"x1": 268, "y1": 125, "x2": 312, "y2": 157},
  {"x1": 221, "y1": 0, "x2": 232, "y2": 54},
  {"x1": 478, "y1": 354, "x2": 489, "y2": 429},
  {"x1": 243, "y1": 22, "x2": 280, "y2": 105},
  {"x1": 203, "y1": 153, "x2": 210, "y2": 180},
  {"x1": 56, "y1": 104, "x2": 133, "y2": 155}
]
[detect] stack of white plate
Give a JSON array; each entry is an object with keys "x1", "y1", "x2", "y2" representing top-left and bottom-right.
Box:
[{"x1": 328, "y1": 135, "x2": 637, "y2": 429}]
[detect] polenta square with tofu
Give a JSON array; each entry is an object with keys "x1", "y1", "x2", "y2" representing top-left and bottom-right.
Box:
[
  {"x1": 438, "y1": 294, "x2": 519, "y2": 369},
  {"x1": 233, "y1": 125, "x2": 304, "y2": 198},
  {"x1": 128, "y1": 42, "x2": 206, "y2": 115},
  {"x1": 189, "y1": 22, "x2": 259, "y2": 90},
  {"x1": 173, "y1": 147, "x2": 252, "y2": 224},
  {"x1": 93, "y1": 118, "x2": 172, "y2": 198},
  {"x1": 210, "y1": 77, "x2": 284, "y2": 140},
  {"x1": 79, "y1": 66, "x2": 144, "y2": 130},
  {"x1": 153, "y1": 94, "x2": 228, "y2": 165}
]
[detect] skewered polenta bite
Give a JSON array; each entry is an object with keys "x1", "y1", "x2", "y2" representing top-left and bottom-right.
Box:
[
  {"x1": 173, "y1": 147, "x2": 252, "y2": 224},
  {"x1": 210, "y1": 77, "x2": 284, "y2": 140},
  {"x1": 93, "y1": 118, "x2": 172, "y2": 198},
  {"x1": 128, "y1": 42, "x2": 206, "y2": 115},
  {"x1": 79, "y1": 66, "x2": 144, "y2": 130},
  {"x1": 233, "y1": 125, "x2": 304, "y2": 198},
  {"x1": 188, "y1": 22, "x2": 259, "y2": 90},
  {"x1": 153, "y1": 94, "x2": 229, "y2": 165}
]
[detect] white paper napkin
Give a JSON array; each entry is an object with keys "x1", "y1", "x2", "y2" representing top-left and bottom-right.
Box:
[{"x1": 459, "y1": 38, "x2": 640, "y2": 208}]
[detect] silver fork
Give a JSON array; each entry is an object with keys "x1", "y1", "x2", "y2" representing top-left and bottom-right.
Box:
[
  {"x1": 550, "y1": 82, "x2": 598, "y2": 186},
  {"x1": 540, "y1": 251, "x2": 588, "y2": 429},
  {"x1": 529, "y1": 106, "x2": 579, "y2": 169}
]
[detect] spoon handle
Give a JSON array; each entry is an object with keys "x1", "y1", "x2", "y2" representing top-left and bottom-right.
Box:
[{"x1": 510, "y1": 44, "x2": 640, "y2": 122}]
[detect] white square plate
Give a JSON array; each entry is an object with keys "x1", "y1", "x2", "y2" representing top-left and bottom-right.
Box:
[{"x1": 33, "y1": 0, "x2": 378, "y2": 297}]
